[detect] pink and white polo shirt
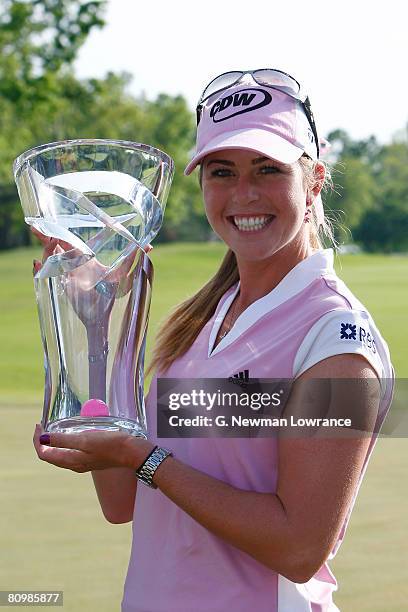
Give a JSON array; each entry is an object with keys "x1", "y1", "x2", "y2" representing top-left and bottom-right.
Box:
[{"x1": 122, "y1": 249, "x2": 394, "y2": 612}]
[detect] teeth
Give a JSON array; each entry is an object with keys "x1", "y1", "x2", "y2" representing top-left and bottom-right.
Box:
[{"x1": 233, "y1": 215, "x2": 272, "y2": 231}]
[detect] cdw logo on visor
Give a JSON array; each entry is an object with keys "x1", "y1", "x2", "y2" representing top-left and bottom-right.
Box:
[{"x1": 210, "y1": 88, "x2": 272, "y2": 122}]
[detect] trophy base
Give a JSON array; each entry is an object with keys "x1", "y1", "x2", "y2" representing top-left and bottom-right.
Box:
[{"x1": 46, "y1": 416, "x2": 147, "y2": 438}]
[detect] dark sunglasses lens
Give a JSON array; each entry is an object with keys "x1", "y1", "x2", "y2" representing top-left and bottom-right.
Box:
[
  {"x1": 254, "y1": 69, "x2": 301, "y2": 99},
  {"x1": 302, "y1": 99, "x2": 319, "y2": 156},
  {"x1": 200, "y1": 71, "x2": 243, "y2": 102}
]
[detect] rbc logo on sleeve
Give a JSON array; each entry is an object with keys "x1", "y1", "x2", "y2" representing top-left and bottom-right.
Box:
[
  {"x1": 340, "y1": 322, "x2": 377, "y2": 354},
  {"x1": 340, "y1": 323, "x2": 357, "y2": 340}
]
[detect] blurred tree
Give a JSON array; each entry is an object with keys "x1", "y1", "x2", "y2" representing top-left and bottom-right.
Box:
[
  {"x1": 327, "y1": 129, "x2": 381, "y2": 165},
  {"x1": 145, "y1": 94, "x2": 203, "y2": 241},
  {"x1": 354, "y1": 202, "x2": 408, "y2": 253},
  {"x1": 324, "y1": 154, "x2": 376, "y2": 244},
  {"x1": 0, "y1": 0, "x2": 106, "y2": 103},
  {"x1": 322, "y1": 129, "x2": 408, "y2": 251},
  {"x1": 354, "y1": 141, "x2": 408, "y2": 252},
  {"x1": 0, "y1": 0, "x2": 107, "y2": 248},
  {"x1": 0, "y1": 1, "x2": 208, "y2": 248}
]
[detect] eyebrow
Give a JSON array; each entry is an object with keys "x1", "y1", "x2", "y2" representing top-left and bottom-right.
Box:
[
  {"x1": 206, "y1": 159, "x2": 234, "y2": 167},
  {"x1": 205, "y1": 156, "x2": 269, "y2": 167},
  {"x1": 252, "y1": 157, "x2": 269, "y2": 165}
]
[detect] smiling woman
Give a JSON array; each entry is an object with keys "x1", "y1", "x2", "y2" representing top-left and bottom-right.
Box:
[
  {"x1": 34, "y1": 69, "x2": 394, "y2": 612},
  {"x1": 138, "y1": 70, "x2": 394, "y2": 611}
]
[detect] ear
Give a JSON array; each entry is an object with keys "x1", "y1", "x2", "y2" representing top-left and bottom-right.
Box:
[{"x1": 308, "y1": 162, "x2": 326, "y2": 202}]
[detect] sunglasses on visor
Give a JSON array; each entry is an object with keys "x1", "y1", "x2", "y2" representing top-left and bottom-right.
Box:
[{"x1": 196, "y1": 68, "x2": 320, "y2": 158}]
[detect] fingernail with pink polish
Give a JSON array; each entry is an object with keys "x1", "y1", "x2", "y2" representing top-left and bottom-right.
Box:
[{"x1": 40, "y1": 434, "x2": 50, "y2": 445}]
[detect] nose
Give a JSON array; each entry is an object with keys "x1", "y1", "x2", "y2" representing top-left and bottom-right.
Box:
[{"x1": 231, "y1": 174, "x2": 261, "y2": 206}]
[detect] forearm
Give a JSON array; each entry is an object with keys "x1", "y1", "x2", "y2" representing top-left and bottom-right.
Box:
[
  {"x1": 91, "y1": 467, "x2": 137, "y2": 524},
  {"x1": 131, "y1": 450, "x2": 300, "y2": 580}
]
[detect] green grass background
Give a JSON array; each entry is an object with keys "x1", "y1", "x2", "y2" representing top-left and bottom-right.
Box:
[{"x1": 1, "y1": 244, "x2": 407, "y2": 610}]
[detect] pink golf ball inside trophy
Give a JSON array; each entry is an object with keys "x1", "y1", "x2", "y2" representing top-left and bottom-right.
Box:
[{"x1": 81, "y1": 399, "x2": 110, "y2": 417}]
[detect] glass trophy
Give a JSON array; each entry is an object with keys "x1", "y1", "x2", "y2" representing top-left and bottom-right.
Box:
[{"x1": 14, "y1": 139, "x2": 174, "y2": 436}]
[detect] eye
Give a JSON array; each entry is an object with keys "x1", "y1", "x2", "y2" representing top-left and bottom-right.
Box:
[
  {"x1": 210, "y1": 168, "x2": 234, "y2": 177},
  {"x1": 259, "y1": 165, "x2": 280, "y2": 174}
]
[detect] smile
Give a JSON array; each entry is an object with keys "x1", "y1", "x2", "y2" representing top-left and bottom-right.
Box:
[{"x1": 228, "y1": 215, "x2": 275, "y2": 232}]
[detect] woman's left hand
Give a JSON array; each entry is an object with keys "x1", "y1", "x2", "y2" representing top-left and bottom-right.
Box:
[{"x1": 33, "y1": 423, "x2": 155, "y2": 473}]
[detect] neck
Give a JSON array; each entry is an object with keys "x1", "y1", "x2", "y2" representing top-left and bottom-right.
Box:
[{"x1": 235, "y1": 239, "x2": 315, "y2": 310}]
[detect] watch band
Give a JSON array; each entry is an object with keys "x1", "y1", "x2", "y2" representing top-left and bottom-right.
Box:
[{"x1": 135, "y1": 446, "x2": 173, "y2": 489}]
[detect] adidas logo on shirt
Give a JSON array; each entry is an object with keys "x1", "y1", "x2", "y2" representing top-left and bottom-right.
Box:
[{"x1": 228, "y1": 369, "x2": 249, "y2": 388}]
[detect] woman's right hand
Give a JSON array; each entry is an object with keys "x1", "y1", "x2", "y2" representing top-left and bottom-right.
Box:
[
  {"x1": 31, "y1": 226, "x2": 153, "y2": 274},
  {"x1": 31, "y1": 227, "x2": 153, "y2": 329},
  {"x1": 32, "y1": 226, "x2": 76, "y2": 274}
]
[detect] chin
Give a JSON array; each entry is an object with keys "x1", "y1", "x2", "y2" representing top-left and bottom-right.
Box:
[{"x1": 232, "y1": 245, "x2": 281, "y2": 263}]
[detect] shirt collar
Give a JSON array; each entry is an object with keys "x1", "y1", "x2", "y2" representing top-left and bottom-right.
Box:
[{"x1": 209, "y1": 248, "x2": 335, "y2": 357}]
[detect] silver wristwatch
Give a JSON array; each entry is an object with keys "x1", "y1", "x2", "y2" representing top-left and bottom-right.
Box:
[{"x1": 135, "y1": 446, "x2": 173, "y2": 489}]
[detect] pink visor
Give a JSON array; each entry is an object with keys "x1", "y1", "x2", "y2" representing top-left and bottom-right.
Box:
[
  {"x1": 184, "y1": 82, "x2": 325, "y2": 225},
  {"x1": 184, "y1": 83, "x2": 318, "y2": 175}
]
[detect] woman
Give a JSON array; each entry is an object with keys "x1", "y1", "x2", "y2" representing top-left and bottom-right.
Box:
[{"x1": 34, "y1": 69, "x2": 394, "y2": 611}]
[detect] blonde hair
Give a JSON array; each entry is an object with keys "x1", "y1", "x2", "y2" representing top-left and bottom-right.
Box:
[
  {"x1": 147, "y1": 155, "x2": 333, "y2": 376},
  {"x1": 298, "y1": 155, "x2": 335, "y2": 249}
]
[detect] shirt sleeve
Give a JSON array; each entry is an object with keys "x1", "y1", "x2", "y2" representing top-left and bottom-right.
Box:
[{"x1": 293, "y1": 309, "x2": 387, "y2": 385}]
